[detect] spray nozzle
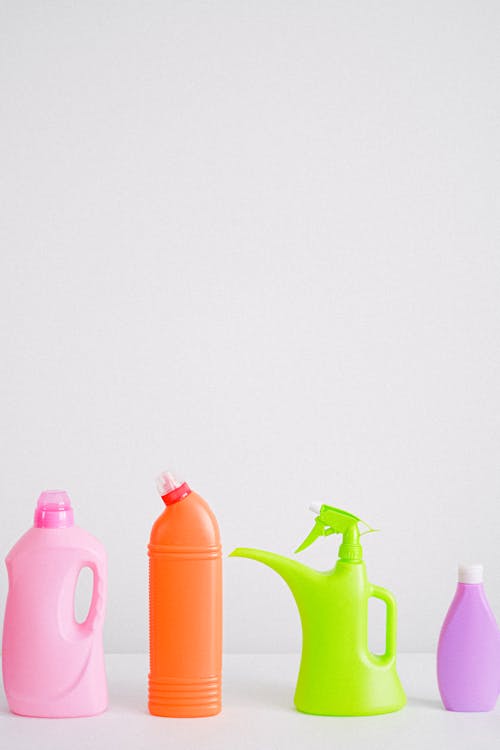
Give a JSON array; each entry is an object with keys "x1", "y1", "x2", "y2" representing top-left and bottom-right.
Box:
[{"x1": 295, "y1": 503, "x2": 378, "y2": 560}]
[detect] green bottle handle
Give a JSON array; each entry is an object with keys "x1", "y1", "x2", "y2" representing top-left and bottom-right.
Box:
[{"x1": 369, "y1": 584, "x2": 397, "y2": 665}]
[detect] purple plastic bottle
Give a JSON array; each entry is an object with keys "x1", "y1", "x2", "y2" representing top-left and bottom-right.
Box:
[{"x1": 437, "y1": 563, "x2": 500, "y2": 711}]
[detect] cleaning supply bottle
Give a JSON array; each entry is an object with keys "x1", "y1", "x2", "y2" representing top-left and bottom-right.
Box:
[
  {"x1": 148, "y1": 471, "x2": 222, "y2": 717},
  {"x1": 231, "y1": 502, "x2": 406, "y2": 716},
  {"x1": 2, "y1": 490, "x2": 107, "y2": 717},
  {"x1": 437, "y1": 563, "x2": 500, "y2": 711}
]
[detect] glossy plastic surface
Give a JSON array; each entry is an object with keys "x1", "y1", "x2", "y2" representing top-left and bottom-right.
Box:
[
  {"x1": 437, "y1": 581, "x2": 500, "y2": 711},
  {"x1": 2, "y1": 520, "x2": 107, "y2": 718},
  {"x1": 34, "y1": 490, "x2": 74, "y2": 528},
  {"x1": 148, "y1": 489, "x2": 222, "y2": 717},
  {"x1": 230, "y1": 503, "x2": 405, "y2": 716}
]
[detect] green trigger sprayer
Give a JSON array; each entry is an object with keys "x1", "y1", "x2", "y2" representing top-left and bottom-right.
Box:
[
  {"x1": 231, "y1": 503, "x2": 406, "y2": 716},
  {"x1": 295, "y1": 502, "x2": 377, "y2": 556}
]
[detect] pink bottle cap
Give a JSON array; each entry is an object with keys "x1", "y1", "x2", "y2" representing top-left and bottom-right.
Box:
[{"x1": 34, "y1": 490, "x2": 74, "y2": 528}]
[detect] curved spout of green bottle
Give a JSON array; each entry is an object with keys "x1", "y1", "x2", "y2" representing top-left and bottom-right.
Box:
[
  {"x1": 230, "y1": 505, "x2": 378, "y2": 615},
  {"x1": 229, "y1": 547, "x2": 320, "y2": 602}
]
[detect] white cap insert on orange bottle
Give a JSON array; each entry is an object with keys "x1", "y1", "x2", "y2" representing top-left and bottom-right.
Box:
[
  {"x1": 156, "y1": 470, "x2": 191, "y2": 506},
  {"x1": 156, "y1": 471, "x2": 183, "y2": 496}
]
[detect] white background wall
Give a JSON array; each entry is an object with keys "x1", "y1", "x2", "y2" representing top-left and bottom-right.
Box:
[{"x1": 1, "y1": 1, "x2": 499, "y2": 654}]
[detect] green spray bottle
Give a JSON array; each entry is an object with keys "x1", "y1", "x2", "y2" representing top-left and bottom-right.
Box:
[{"x1": 231, "y1": 503, "x2": 406, "y2": 716}]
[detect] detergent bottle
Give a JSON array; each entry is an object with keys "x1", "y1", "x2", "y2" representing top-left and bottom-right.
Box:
[
  {"x1": 148, "y1": 471, "x2": 222, "y2": 717},
  {"x1": 2, "y1": 490, "x2": 107, "y2": 717},
  {"x1": 437, "y1": 563, "x2": 500, "y2": 711},
  {"x1": 231, "y1": 503, "x2": 406, "y2": 716}
]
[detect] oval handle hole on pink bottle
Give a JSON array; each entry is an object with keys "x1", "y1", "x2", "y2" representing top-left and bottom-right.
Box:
[
  {"x1": 74, "y1": 566, "x2": 95, "y2": 624},
  {"x1": 368, "y1": 595, "x2": 386, "y2": 656}
]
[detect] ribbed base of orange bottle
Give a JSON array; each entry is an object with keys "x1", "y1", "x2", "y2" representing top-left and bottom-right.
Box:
[{"x1": 148, "y1": 675, "x2": 221, "y2": 717}]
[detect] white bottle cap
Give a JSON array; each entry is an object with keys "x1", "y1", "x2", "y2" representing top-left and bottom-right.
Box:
[
  {"x1": 156, "y1": 470, "x2": 183, "y2": 497},
  {"x1": 309, "y1": 502, "x2": 322, "y2": 515},
  {"x1": 458, "y1": 563, "x2": 483, "y2": 584}
]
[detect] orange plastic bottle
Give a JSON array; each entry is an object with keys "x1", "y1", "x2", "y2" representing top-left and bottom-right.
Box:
[{"x1": 148, "y1": 471, "x2": 222, "y2": 717}]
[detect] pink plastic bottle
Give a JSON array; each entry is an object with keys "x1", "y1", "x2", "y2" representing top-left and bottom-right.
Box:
[
  {"x1": 437, "y1": 563, "x2": 500, "y2": 711},
  {"x1": 2, "y1": 490, "x2": 107, "y2": 717}
]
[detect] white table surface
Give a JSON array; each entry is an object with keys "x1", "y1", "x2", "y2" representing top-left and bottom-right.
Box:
[{"x1": 1, "y1": 653, "x2": 499, "y2": 750}]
